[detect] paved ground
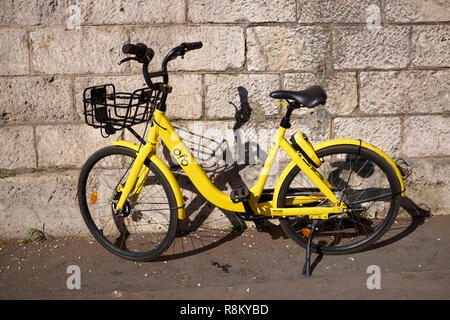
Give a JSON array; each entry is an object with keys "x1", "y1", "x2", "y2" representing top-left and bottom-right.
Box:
[{"x1": 0, "y1": 214, "x2": 449, "y2": 300}]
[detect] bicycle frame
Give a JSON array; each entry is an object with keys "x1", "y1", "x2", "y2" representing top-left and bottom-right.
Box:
[{"x1": 114, "y1": 109, "x2": 348, "y2": 220}]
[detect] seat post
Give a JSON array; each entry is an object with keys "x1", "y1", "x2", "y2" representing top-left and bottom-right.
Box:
[{"x1": 280, "y1": 104, "x2": 294, "y2": 129}]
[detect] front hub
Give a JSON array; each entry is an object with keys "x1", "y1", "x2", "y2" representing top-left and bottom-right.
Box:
[{"x1": 112, "y1": 191, "x2": 132, "y2": 218}]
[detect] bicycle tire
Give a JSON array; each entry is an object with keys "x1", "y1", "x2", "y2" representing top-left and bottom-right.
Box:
[
  {"x1": 277, "y1": 144, "x2": 401, "y2": 255},
  {"x1": 77, "y1": 146, "x2": 178, "y2": 261}
]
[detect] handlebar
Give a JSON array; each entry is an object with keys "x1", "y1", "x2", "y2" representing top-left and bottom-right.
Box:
[
  {"x1": 122, "y1": 43, "x2": 146, "y2": 56},
  {"x1": 120, "y1": 41, "x2": 203, "y2": 87},
  {"x1": 183, "y1": 42, "x2": 203, "y2": 51}
]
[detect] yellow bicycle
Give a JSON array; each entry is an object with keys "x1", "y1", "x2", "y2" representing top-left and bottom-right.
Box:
[{"x1": 77, "y1": 42, "x2": 410, "y2": 276}]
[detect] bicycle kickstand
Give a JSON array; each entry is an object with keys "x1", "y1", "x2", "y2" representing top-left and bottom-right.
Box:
[{"x1": 302, "y1": 219, "x2": 319, "y2": 277}]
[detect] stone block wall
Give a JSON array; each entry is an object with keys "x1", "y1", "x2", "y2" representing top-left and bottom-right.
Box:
[{"x1": 0, "y1": 0, "x2": 449, "y2": 238}]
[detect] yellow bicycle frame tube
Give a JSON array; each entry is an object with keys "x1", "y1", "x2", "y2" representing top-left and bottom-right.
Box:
[
  {"x1": 272, "y1": 139, "x2": 406, "y2": 203},
  {"x1": 112, "y1": 140, "x2": 186, "y2": 220}
]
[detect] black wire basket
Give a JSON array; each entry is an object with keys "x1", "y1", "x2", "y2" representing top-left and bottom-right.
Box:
[{"x1": 83, "y1": 84, "x2": 162, "y2": 137}]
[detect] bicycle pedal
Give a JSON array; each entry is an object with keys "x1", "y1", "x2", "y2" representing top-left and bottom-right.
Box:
[{"x1": 230, "y1": 186, "x2": 250, "y2": 203}]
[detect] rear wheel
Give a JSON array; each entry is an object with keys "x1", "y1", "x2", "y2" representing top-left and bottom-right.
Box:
[
  {"x1": 277, "y1": 144, "x2": 401, "y2": 255},
  {"x1": 77, "y1": 146, "x2": 178, "y2": 261}
]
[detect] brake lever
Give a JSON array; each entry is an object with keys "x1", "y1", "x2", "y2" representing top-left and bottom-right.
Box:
[{"x1": 118, "y1": 57, "x2": 136, "y2": 65}]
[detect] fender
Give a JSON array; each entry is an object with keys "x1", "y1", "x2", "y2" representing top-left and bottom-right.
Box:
[
  {"x1": 273, "y1": 139, "x2": 405, "y2": 203},
  {"x1": 112, "y1": 140, "x2": 185, "y2": 220}
]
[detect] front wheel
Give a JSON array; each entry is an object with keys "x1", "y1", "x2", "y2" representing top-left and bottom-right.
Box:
[
  {"x1": 77, "y1": 146, "x2": 178, "y2": 261},
  {"x1": 277, "y1": 144, "x2": 401, "y2": 255}
]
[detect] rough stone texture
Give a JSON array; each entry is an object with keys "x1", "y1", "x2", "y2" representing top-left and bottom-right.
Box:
[
  {"x1": 402, "y1": 116, "x2": 450, "y2": 157},
  {"x1": 0, "y1": 28, "x2": 29, "y2": 75},
  {"x1": 290, "y1": 112, "x2": 332, "y2": 144},
  {"x1": 297, "y1": 0, "x2": 380, "y2": 23},
  {"x1": 36, "y1": 124, "x2": 115, "y2": 168},
  {"x1": 166, "y1": 74, "x2": 203, "y2": 120},
  {"x1": 0, "y1": 170, "x2": 86, "y2": 238},
  {"x1": 247, "y1": 26, "x2": 328, "y2": 71},
  {"x1": 205, "y1": 73, "x2": 281, "y2": 119},
  {"x1": 0, "y1": 76, "x2": 75, "y2": 124},
  {"x1": 1, "y1": 3, "x2": 449, "y2": 238},
  {"x1": 189, "y1": 0, "x2": 296, "y2": 23},
  {"x1": 0, "y1": 0, "x2": 66, "y2": 25},
  {"x1": 384, "y1": 0, "x2": 450, "y2": 22},
  {"x1": 404, "y1": 158, "x2": 450, "y2": 215},
  {"x1": 74, "y1": 74, "x2": 203, "y2": 120},
  {"x1": 360, "y1": 70, "x2": 450, "y2": 114},
  {"x1": 70, "y1": 0, "x2": 185, "y2": 25},
  {"x1": 411, "y1": 25, "x2": 450, "y2": 68},
  {"x1": 333, "y1": 26, "x2": 410, "y2": 70},
  {"x1": 284, "y1": 72, "x2": 358, "y2": 116},
  {"x1": 30, "y1": 27, "x2": 128, "y2": 74},
  {"x1": 0, "y1": 126, "x2": 36, "y2": 170},
  {"x1": 131, "y1": 26, "x2": 245, "y2": 71},
  {"x1": 333, "y1": 117, "x2": 401, "y2": 156}
]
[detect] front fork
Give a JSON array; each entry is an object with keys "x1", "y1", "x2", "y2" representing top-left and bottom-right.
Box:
[{"x1": 116, "y1": 142, "x2": 155, "y2": 211}]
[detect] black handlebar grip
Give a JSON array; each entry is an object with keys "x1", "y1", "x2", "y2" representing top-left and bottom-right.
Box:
[
  {"x1": 122, "y1": 43, "x2": 147, "y2": 56},
  {"x1": 148, "y1": 47, "x2": 155, "y2": 60},
  {"x1": 181, "y1": 42, "x2": 203, "y2": 51}
]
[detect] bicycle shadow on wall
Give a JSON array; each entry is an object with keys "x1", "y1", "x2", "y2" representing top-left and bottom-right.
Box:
[{"x1": 155, "y1": 86, "x2": 286, "y2": 261}]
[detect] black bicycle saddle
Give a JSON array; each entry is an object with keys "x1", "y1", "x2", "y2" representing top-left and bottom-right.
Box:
[{"x1": 270, "y1": 85, "x2": 327, "y2": 108}]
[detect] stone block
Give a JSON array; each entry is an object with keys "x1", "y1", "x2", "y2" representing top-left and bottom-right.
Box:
[
  {"x1": 298, "y1": 0, "x2": 379, "y2": 23},
  {"x1": 402, "y1": 116, "x2": 450, "y2": 157},
  {"x1": 333, "y1": 117, "x2": 401, "y2": 156},
  {"x1": 70, "y1": 0, "x2": 185, "y2": 24},
  {"x1": 0, "y1": 29, "x2": 29, "y2": 75},
  {"x1": 188, "y1": 0, "x2": 296, "y2": 23},
  {"x1": 0, "y1": 126, "x2": 36, "y2": 170},
  {"x1": 36, "y1": 124, "x2": 115, "y2": 168},
  {"x1": 360, "y1": 70, "x2": 450, "y2": 114},
  {"x1": 205, "y1": 73, "x2": 281, "y2": 119},
  {"x1": 0, "y1": 76, "x2": 75, "y2": 124},
  {"x1": 0, "y1": 0, "x2": 66, "y2": 25},
  {"x1": 131, "y1": 26, "x2": 245, "y2": 71},
  {"x1": 165, "y1": 74, "x2": 203, "y2": 120},
  {"x1": 247, "y1": 26, "x2": 328, "y2": 71},
  {"x1": 333, "y1": 26, "x2": 410, "y2": 69},
  {"x1": 0, "y1": 170, "x2": 87, "y2": 238},
  {"x1": 30, "y1": 26, "x2": 128, "y2": 74},
  {"x1": 411, "y1": 25, "x2": 450, "y2": 67},
  {"x1": 403, "y1": 158, "x2": 450, "y2": 216},
  {"x1": 384, "y1": 0, "x2": 450, "y2": 22}
]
